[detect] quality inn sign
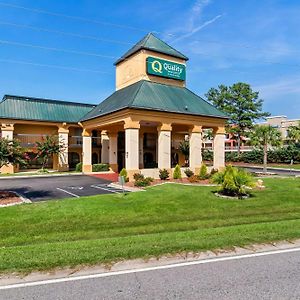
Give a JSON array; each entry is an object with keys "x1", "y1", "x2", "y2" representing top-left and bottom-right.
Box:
[{"x1": 146, "y1": 57, "x2": 186, "y2": 81}]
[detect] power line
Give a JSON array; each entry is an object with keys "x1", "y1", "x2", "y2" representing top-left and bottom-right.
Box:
[
  {"x1": 0, "y1": 18, "x2": 298, "y2": 59},
  {"x1": 0, "y1": 38, "x2": 299, "y2": 69},
  {"x1": 0, "y1": 58, "x2": 113, "y2": 74},
  {"x1": 0, "y1": 1, "x2": 168, "y2": 35},
  {"x1": 0, "y1": 1, "x2": 297, "y2": 57},
  {"x1": 0, "y1": 39, "x2": 118, "y2": 59},
  {"x1": 0, "y1": 21, "x2": 133, "y2": 46}
]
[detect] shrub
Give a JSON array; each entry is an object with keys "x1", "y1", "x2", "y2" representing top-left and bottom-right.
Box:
[
  {"x1": 133, "y1": 173, "x2": 144, "y2": 181},
  {"x1": 188, "y1": 175, "x2": 199, "y2": 183},
  {"x1": 173, "y1": 164, "x2": 182, "y2": 179},
  {"x1": 119, "y1": 168, "x2": 129, "y2": 182},
  {"x1": 212, "y1": 165, "x2": 254, "y2": 198},
  {"x1": 184, "y1": 168, "x2": 194, "y2": 178},
  {"x1": 202, "y1": 149, "x2": 213, "y2": 161},
  {"x1": 199, "y1": 163, "x2": 208, "y2": 180},
  {"x1": 159, "y1": 168, "x2": 170, "y2": 180},
  {"x1": 75, "y1": 162, "x2": 83, "y2": 172},
  {"x1": 92, "y1": 163, "x2": 109, "y2": 172},
  {"x1": 134, "y1": 177, "x2": 154, "y2": 187},
  {"x1": 210, "y1": 168, "x2": 218, "y2": 176},
  {"x1": 37, "y1": 168, "x2": 49, "y2": 173}
]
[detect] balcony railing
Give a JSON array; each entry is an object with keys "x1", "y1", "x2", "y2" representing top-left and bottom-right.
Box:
[
  {"x1": 68, "y1": 136, "x2": 102, "y2": 148},
  {"x1": 14, "y1": 134, "x2": 48, "y2": 147},
  {"x1": 68, "y1": 136, "x2": 82, "y2": 147}
]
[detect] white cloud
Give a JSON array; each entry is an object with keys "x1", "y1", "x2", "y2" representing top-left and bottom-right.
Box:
[
  {"x1": 172, "y1": 15, "x2": 222, "y2": 43},
  {"x1": 255, "y1": 76, "x2": 300, "y2": 99},
  {"x1": 163, "y1": 0, "x2": 222, "y2": 43}
]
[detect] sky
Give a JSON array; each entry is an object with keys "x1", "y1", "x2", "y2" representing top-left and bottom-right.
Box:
[{"x1": 0, "y1": 0, "x2": 299, "y2": 118}]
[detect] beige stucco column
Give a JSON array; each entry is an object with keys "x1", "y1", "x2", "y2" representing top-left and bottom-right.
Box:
[
  {"x1": 1, "y1": 123, "x2": 14, "y2": 140},
  {"x1": 108, "y1": 132, "x2": 118, "y2": 172},
  {"x1": 82, "y1": 129, "x2": 92, "y2": 173},
  {"x1": 0, "y1": 124, "x2": 15, "y2": 174},
  {"x1": 157, "y1": 123, "x2": 172, "y2": 170},
  {"x1": 101, "y1": 130, "x2": 109, "y2": 164},
  {"x1": 57, "y1": 126, "x2": 69, "y2": 171},
  {"x1": 124, "y1": 120, "x2": 140, "y2": 180},
  {"x1": 213, "y1": 127, "x2": 225, "y2": 170},
  {"x1": 189, "y1": 125, "x2": 202, "y2": 174}
]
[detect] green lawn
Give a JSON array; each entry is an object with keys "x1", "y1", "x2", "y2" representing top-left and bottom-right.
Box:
[
  {"x1": 1, "y1": 178, "x2": 300, "y2": 274},
  {"x1": 0, "y1": 171, "x2": 79, "y2": 177}
]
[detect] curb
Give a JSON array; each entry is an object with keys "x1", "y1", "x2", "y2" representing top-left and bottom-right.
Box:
[{"x1": 0, "y1": 173, "x2": 84, "y2": 180}]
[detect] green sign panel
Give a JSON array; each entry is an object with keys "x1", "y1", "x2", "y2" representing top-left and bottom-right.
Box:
[{"x1": 146, "y1": 57, "x2": 186, "y2": 81}]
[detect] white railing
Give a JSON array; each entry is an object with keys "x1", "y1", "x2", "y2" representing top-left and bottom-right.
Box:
[{"x1": 14, "y1": 134, "x2": 48, "y2": 147}]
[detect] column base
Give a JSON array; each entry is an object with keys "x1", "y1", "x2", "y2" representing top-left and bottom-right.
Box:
[
  {"x1": 0, "y1": 164, "x2": 15, "y2": 174},
  {"x1": 213, "y1": 165, "x2": 225, "y2": 171},
  {"x1": 109, "y1": 164, "x2": 118, "y2": 173},
  {"x1": 58, "y1": 164, "x2": 69, "y2": 172},
  {"x1": 127, "y1": 169, "x2": 140, "y2": 182},
  {"x1": 82, "y1": 164, "x2": 93, "y2": 173}
]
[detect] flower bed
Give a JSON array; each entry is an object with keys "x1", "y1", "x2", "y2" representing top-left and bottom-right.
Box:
[{"x1": 0, "y1": 191, "x2": 23, "y2": 207}]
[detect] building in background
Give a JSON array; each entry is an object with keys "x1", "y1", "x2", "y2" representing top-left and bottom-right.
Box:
[{"x1": 259, "y1": 116, "x2": 300, "y2": 140}]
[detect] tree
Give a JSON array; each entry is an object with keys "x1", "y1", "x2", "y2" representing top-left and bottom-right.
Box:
[
  {"x1": 179, "y1": 140, "x2": 189, "y2": 166},
  {"x1": 249, "y1": 125, "x2": 282, "y2": 173},
  {"x1": 35, "y1": 135, "x2": 65, "y2": 170},
  {"x1": 287, "y1": 121, "x2": 300, "y2": 144},
  {"x1": 206, "y1": 82, "x2": 270, "y2": 155},
  {"x1": 0, "y1": 138, "x2": 27, "y2": 170}
]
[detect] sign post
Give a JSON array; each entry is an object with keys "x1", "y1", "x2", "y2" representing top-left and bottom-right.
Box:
[{"x1": 118, "y1": 175, "x2": 125, "y2": 194}]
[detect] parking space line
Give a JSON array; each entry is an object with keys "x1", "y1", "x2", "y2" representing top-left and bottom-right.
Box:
[
  {"x1": 90, "y1": 185, "x2": 120, "y2": 194},
  {"x1": 56, "y1": 188, "x2": 80, "y2": 198}
]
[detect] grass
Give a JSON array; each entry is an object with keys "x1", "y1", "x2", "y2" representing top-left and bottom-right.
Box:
[
  {"x1": 0, "y1": 171, "x2": 79, "y2": 177},
  {"x1": 0, "y1": 177, "x2": 300, "y2": 274}
]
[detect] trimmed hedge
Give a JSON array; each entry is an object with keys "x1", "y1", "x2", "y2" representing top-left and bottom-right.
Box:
[
  {"x1": 75, "y1": 162, "x2": 83, "y2": 172},
  {"x1": 75, "y1": 162, "x2": 109, "y2": 172},
  {"x1": 92, "y1": 163, "x2": 109, "y2": 172},
  {"x1": 202, "y1": 146, "x2": 300, "y2": 164}
]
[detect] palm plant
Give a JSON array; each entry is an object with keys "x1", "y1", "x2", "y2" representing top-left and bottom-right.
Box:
[
  {"x1": 179, "y1": 140, "x2": 189, "y2": 166},
  {"x1": 249, "y1": 125, "x2": 282, "y2": 173},
  {"x1": 212, "y1": 165, "x2": 254, "y2": 198},
  {"x1": 287, "y1": 121, "x2": 300, "y2": 144}
]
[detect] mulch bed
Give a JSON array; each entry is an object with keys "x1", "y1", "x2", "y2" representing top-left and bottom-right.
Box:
[
  {"x1": 125, "y1": 178, "x2": 212, "y2": 188},
  {"x1": 0, "y1": 191, "x2": 23, "y2": 206}
]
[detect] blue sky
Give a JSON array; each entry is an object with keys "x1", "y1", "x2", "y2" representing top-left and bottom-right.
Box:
[{"x1": 0, "y1": 0, "x2": 299, "y2": 118}]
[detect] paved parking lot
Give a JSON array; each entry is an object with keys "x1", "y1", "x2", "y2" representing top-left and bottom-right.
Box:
[{"x1": 0, "y1": 175, "x2": 125, "y2": 202}]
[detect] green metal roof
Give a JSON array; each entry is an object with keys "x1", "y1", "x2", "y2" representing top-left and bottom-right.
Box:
[
  {"x1": 81, "y1": 80, "x2": 227, "y2": 121},
  {"x1": 0, "y1": 95, "x2": 95, "y2": 123},
  {"x1": 115, "y1": 33, "x2": 188, "y2": 65}
]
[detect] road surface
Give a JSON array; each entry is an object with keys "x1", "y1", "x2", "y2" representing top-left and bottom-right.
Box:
[
  {"x1": 0, "y1": 175, "x2": 124, "y2": 201},
  {"x1": 241, "y1": 165, "x2": 300, "y2": 176},
  {"x1": 1, "y1": 248, "x2": 299, "y2": 299}
]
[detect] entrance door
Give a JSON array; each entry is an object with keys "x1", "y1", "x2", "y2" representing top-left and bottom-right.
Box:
[{"x1": 68, "y1": 152, "x2": 80, "y2": 170}]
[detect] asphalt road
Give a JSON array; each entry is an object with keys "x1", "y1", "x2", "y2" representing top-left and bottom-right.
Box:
[
  {"x1": 241, "y1": 165, "x2": 300, "y2": 176},
  {"x1": 1, "y1": 249, "x2": 299, "y2": 300},
  {"x1": 0, "y1": 175, "x2": 124, "y2": 202}
]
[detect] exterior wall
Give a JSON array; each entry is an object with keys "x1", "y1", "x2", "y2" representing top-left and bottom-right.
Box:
[
  {"x1": 14, "y1": 124, "x2": 57, "y2": 135},
  {"x1": 260, "y1": 116, "x2": 300, "y2": 139},
  {"x1": 116, "y1": 49, "x2": 186, "y2": 90}
]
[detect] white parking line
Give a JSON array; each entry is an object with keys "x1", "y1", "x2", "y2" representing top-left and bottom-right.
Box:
[
  {"x1": 56, "y1": 188, "x2": 80, "y2": 198},
  {"x1": 0, "y1": 247, "x2": 299, "y2": 290},
  {"x1": 90, "y1": 184, "x2": 120, "y2": 194}
]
